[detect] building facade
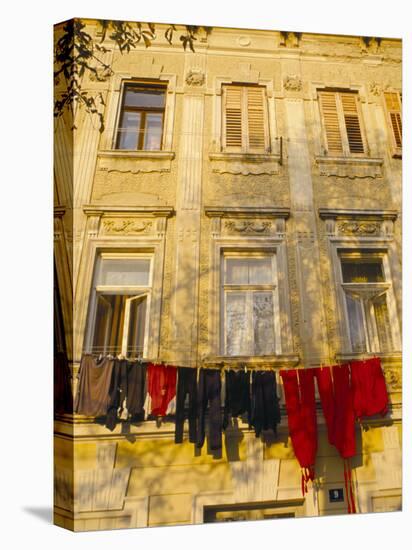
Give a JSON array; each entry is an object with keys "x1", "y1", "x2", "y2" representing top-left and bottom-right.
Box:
[{"x1": 53, "y1": 20, "x2": 402, "y2": 531}]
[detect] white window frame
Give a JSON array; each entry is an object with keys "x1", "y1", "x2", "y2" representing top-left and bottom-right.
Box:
[
  {"x1": 85, "y1": 252, "x2": 153, "y2": 357},
  {"x1": 220, "y1": 251, "x2": 282, "y2": 356},
  {"x1": 332, "y1": 247, "x2": 401, "y2": 354}
]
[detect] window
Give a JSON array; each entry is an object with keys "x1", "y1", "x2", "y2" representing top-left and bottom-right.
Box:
[
  {"x1": 86, "y1": 254, "x2": 152, "y2": 357},
  {"x1": 115, "y1": 83, "x2": 166, "y2": 150},
  {"x1": 339, "y1": 252, "x2": 394, "y2": 353},
  {"x1": 384, "y1": 92, "x2": 402, "y2": 155},
  {"x1": 222, "y1": 85, "x2": 269, "y2": 153},
  {"x1": 221, "y1": 254, "x2": 280, "y2": 356},
  {"x1": 318, "y1": 90, "x2": 366, "y2": 155}
]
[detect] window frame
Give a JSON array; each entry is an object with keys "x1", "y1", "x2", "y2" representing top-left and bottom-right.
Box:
[
  {"x1": 336, "y1": 249, "x2": 398, "y2": 354},
  {"x1": 220, "y1": 251, "x2": 282, "y2": 356},
  {"x1": 114, "y1": 81, "x2": 167, "y2": 152},
  {"x1": 85, "y1": 252, "x2": 154, "y2": 358},
  {"x1": 221, "y1": 83, "x2": 271, "y2": 154},
  {"x1": 318, "y1": 88, "x2": 368, "y2": 157}
]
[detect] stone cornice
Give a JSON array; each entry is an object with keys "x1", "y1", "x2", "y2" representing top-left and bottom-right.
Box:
[
  {"x1": 205, "y1": 206, "x2": 290, "y2": 219},
  {"x1": 318, "y1": 208, "x2": 398, "y2": 221},
  {"x1": 83, "y1": 205, "x2": 175, "y2": 218}
]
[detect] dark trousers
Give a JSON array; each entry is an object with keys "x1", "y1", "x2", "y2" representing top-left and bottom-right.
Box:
[
  {"x1": 251, "y1": 371, "x2": 281, "y2": 437},
  {"x1": 175, "y1": 367, "x2": 198, "y2": 444},
  {"x1": 223, "y1": 370, "x2": 251, "y2": 429},
  {"x1": 105, "y1": 360, "x2": 147, "y2": 431},
  {"x1": 197, "y1": 369, "x2": 222, "y2": 451}
]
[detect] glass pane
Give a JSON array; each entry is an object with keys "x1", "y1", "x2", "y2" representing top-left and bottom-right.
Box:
[
  {"x1": 117, "y1": 111, "x2": 140, "y2": 149},
  {"x1": 144, "y1": 113, "x2": 163, "y2": 150},
  {"x1": 97, "y1": 259, "x2": 151, "y2": 286},
  {"x1": 93, "y1": 295, "x2": 126, "y2": 354},
  {"x1": 127, "y1": 297, "x2": 147, "y2": 357},
  {"x1": 124, "y1": 86, "x2": 165, "y2": 108},
  {"x1": 341, "y1": 261, "x2": 384, "y2": 283},
  {"x1": 226, "y1": 258, "x2": 273, "y2": 284},
  {"x1": 374, "y1": 295, "x2": 393, "y2": 353},
  {"x1": 225, "y1": 293, "x2": 249, "y2": 355},
  {"x1": 253, "y1": 292, "x2": 275, "y2": 355},
  {"x1": 346, "y1": 294, "x2": 367, "y2": 352}
]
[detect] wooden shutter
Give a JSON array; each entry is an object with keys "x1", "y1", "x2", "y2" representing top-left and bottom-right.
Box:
[
  {"x1": 246, "y1": 86, "x2": 267, "y2": 152},
  {"x1": 223, "y1": 86, "x2": 243, "y2": 149},
  {"x1": 385, "y1": 92, "x2": 402, "y2": 148},
  {"x1": 340, "y1": 93, "x2": 365, "y2": 154},
  {"x1": 319, "y1": 91, "x2": 343, "y2": 154}
]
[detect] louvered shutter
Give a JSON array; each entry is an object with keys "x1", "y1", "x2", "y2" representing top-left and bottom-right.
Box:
[
  {"x1": 246, "y1": 86, "x2": 267, "y2": 152},
  {"x1": 340, "y1": 93, "x2": 365, "y2": 154},
  {"x1": 223, "y1": 86, "x2": 243, "y2": 150},
  {"x1": 319, "y1": 92, "x2": 343, "y2": 154},
  {"x1": 385, "y1": 92, "x2": 402, "y2": 148}
]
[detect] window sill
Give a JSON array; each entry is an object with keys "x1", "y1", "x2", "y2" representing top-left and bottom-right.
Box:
[
  {"x1": 335, "y1": 351, "x2": 401, "y2": 364},
  {"x1": 97, "y1": 150, "x2": 175, "y2": 174},
  {"x1": 315, "y1": 155, "x2": 384, "y2": 179},
  {"x1": 209, "y1": 152, "x2": 281, "y2": 175},
  {"x1": 203, "y1": 354, "x2": 299, "y2": 369}
]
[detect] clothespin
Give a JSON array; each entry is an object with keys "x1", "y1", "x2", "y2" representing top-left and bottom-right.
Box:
[{"x1": 244, "y1": 363, "x2": 247, "y2": 373}]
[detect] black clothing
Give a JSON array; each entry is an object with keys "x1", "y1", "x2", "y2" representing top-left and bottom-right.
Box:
[
  {"x1": 196, "y1": 369, "x2": 222, "y2": 451},
  {"x1": 105, "y1": 359, "x2": 147, "y2": 431},
  {"x1": 223, "y1": 370, "x2": 251, "y2": 429},
  {"x1": 175, "y1": 367, "x2": 198, "y2": 444},
  {"x1": 250, "y1": 370, "x2": 281, "y2": 437},
  {"x1": 54, "y1": 351, "x2": 73, "y2": 415}
]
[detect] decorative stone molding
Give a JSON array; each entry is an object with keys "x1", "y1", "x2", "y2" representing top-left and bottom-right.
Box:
[
  {"x1": 83, "y1": 205, "x2": 174, "y2": 239},
  {"x1": 279, "y1": 31, "x2": 301, "y2": 48},
  {"x1": 360, "y1": 36, "x2": 382, "y2": 54},
  {"x1": 96, "y1": 150, "x2": 175, "y2": 174},
  {"x1": 185, "y1": 68, "x2": 205, "y2": 86},
  {"x1": 384, "y1": 367, "x2": 402, "y2": 391},
  {"x1": 205, "y1": 206, "x2": 290, "y2": 239},
  {"x1": 89, "y1": 66, "x2": 112, "y2": 82},
  {"x1": 315, "y1": 156, "x2": 384, "y2": 179},
  {"x1": 283, "y1": 75, "x2": 302, "y2": 92},
  {"x1": 238, "y1": 36, "x2": 251, "y2": 47},
  {"x1": 224, "y1": 220, "x2": 272, "y2": 235},
  {"x1": 337, "y1": 221, "x2": 381, "y2": 236},
  {"x1": 369, "y1": 82, "x2": 382, "y2": 96},
  {"x1": 102, "y1": 219, "x2": 153, "y2": 235},
  {"x1": 319, "y1": 208, "x2": 397, "y2": 238},
  {"x1": 209, "y1": 152, "x2": 281, "y2": 175}
]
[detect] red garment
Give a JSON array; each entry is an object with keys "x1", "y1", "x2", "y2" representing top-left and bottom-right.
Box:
[
  {"x1": 331, "y1": 364, "x2": 356, "y2": 460},
  {"x1": 280, "y1": 368, "x2": 317, "y2": 495},
  {"x1": 147, "y1": 363, "x2": 177, "y2": 416},
  {"x1": 350, "y1": 357, "x2": 389, "y2": 420},
  {"x1": 314, "y1": 367, "x2": 335, "y2": 447},
  {"x1": 315, "y1": 364, "x2": 356, "y2": 513}
]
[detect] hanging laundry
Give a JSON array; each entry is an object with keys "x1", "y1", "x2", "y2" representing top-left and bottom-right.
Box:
[
  {"x1": 146, "y1": 363, "x2": 177, "y2": 417},
  {"x1": 280, "y1": 368, "x2": 317, "y2": 495},
  {"x1": 250, "y1": 371, "x2": 281, "y2": 437},
  {"x1": 315, "y1": 364, "x2": 356, "y2": 514},
  {"x1": 175, "y1": 367, "x2": 198, "y2": 444},
  {"x1": 196, "y1": 369, "x2": 222, "y2": 451},
  {"x1": 223, "y1": 370, "x2": 251, "y2": 429},
  {"x1": 54, "y1": 351, "x2": 73, "y2": 414},
  {"x1": 74, "y1": 355, "x2": 114, "y2": 417},
  {"x1": 105, "y1": 359, "x2": 147, "y2": 431},
  {"x1": 350, "y1": 357, "x2": 389, "y2": 420}
]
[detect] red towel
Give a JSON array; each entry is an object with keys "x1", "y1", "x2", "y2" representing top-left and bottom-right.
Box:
[
  {"x1": 280, "y1": 368, "x2": 317, "y2": 495},
  {"x1": 350, "y1": 357, "x2": 389, "y2": 420},
  {"x1": 147, "y1": 363, "x2": 177, "y2": 416},
  {"x1": 314, "y1": 367, "x2": 335, "y2": 447}
]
